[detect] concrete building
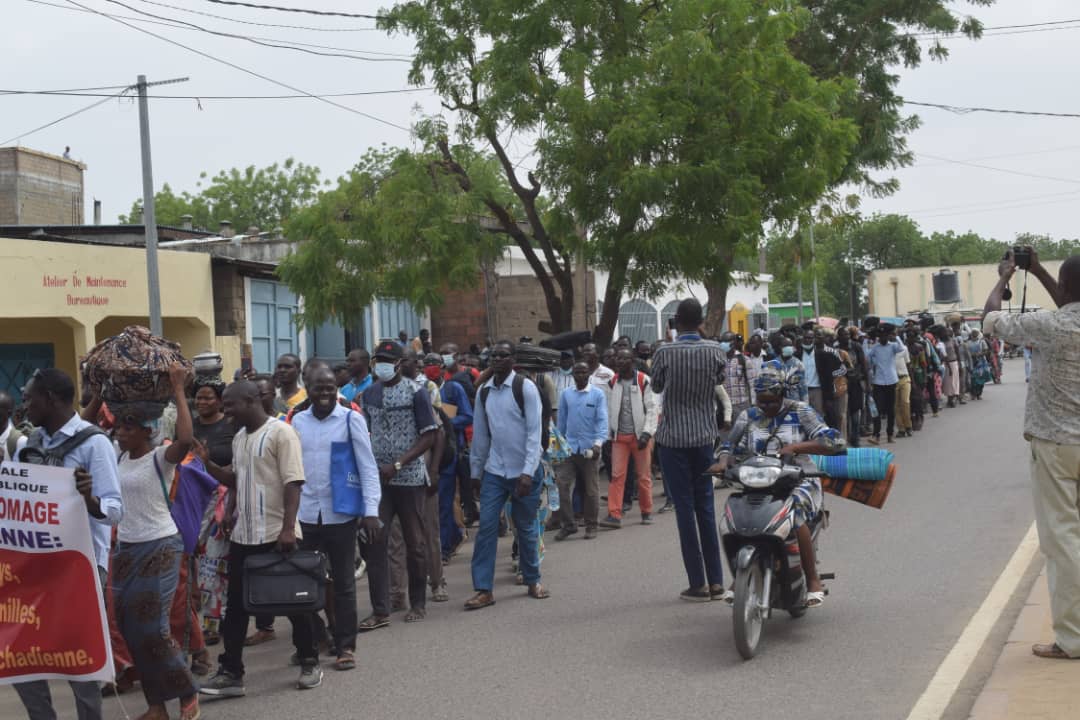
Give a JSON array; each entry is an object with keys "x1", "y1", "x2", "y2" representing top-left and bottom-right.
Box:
[
  {"x1": 867, "y1": 262, "x2": 1063, "y2": 318},
  {"x1": 0, "y1": 147, "x2": 85, "y2": 225},
  {"x1": 0, "y1": 237, "x2": 219, "y2": 400}
]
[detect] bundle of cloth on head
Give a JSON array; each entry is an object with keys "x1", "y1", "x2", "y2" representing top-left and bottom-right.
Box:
[
  {"x1": 753, "y1": 365, "x2": 788, "y2": 397},
  {"x1": 83, "y1": 325, "x2": 191, "y2": 420}
]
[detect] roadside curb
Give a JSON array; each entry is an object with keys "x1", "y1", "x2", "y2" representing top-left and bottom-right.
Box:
[{"x1": 969, "y1": 568, "x2": 1080, "y2": 719}]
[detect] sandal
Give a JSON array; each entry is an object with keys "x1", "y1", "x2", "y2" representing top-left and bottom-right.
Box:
[
  {"x1": 464, "y1": 591, "x2": 496, "y2": 611},
  {"x1": 335, "y1": 652, "x2": 356, "y2": 671},
  {"x1": 357, "y1": 614, "x2": 390, "y2": 632},
  {"x1": 432, "y1": 583, "x2": 449, "y2": 602},
  {"x1": 1032, "y1": 643, "x2": 1077, "y2": 659},
  {"x1": 404, "y1": 607, "x2": 427, "y2": 623},
  {"x1": 527, "y1": 583, "x2": 551, "y2": 600},
  {"x1": 179, "y1": 696, "x2": 201, "y2": 720},
  {"x1": 805, "y1": 590, "x2": 825, "y2": 608}
]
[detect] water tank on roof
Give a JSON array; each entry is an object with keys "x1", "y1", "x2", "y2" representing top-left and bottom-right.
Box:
[{"x1": 932, "y1": 269, "x2": 960, "y2": 304}]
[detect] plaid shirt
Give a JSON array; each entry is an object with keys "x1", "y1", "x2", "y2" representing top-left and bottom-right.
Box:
[{"x1": 724, "y1": 353, "x2": 759, "y2": 407}]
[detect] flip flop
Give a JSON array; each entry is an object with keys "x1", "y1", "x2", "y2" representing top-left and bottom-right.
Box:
[
  {"x1": 806, "y1": 591, "x2": 825, "y2": 608},
  {"x1": 335, "y1": 652, "x2": 356, "y2": 671},
  {"x1": 357, "y1": 615, "x2": 390, "y2": 632},
  {"x1": 1032, "y1": 643, "x2": 1077, "y2": 660},
  {"x1": 404, "y1": 608, "x2": 427, "y2": 623}
]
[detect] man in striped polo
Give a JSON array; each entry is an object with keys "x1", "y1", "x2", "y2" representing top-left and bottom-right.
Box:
[{"x1": 650, "y1": 298, "x2": 727, "y2": 602}]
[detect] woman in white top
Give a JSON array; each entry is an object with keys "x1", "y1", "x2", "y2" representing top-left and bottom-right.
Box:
[{"x1": 111, "y1": 363, "x2": 199, "y2": 720}]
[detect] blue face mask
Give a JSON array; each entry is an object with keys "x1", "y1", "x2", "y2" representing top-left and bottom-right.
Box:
[
  {"x1": 802, "y1": 343, "x2": 815, "y2": 351},
  {"x1": 373, "y1": 362, "x2": 397, "y2": 382},
  {"x1": 719, "y1": 342, "x2": 732, "y2": 353},
  {"x1": 781, "y1": 346, "x2": 795, "y2": 358},
  {"x1": 559, "y1": 367, "x2": 573, "y2": 375},
  {"x1": 442, "y1": 354, "x2": 455, "y2": 367}
]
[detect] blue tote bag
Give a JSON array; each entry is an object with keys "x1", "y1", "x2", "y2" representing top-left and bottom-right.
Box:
[{"x1": 330, "y1": 411, "x2": 366, "y2": 517}]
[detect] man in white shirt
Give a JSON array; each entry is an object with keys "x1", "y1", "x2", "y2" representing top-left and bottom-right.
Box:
[
  {"x1": 582, "y1": 342, "x2": 615, "y2": 389},
  {"x1": 0, "y1": 390, "x2": 27, "y2": 460},
  {"x1": 292, "y1": 368, "x2": 382, "y2": 672}
]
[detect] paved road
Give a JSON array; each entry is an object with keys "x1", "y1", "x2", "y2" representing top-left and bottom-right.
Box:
[{"x1": 2, "y1": 360, "x2": 1036, "y2": 720}]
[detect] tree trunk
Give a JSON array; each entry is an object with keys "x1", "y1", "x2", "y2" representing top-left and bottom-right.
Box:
[
  {"x1": 703, "y1": 276, "x2": 729, "y2": 338},
  {"x1": 593, "y1": 274, "x2": 626, "y2": 348}
]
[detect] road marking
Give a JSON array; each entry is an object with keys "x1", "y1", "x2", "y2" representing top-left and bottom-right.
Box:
[{"x1": 903, "y1": 521, "x2": 1039, "y2": 720}]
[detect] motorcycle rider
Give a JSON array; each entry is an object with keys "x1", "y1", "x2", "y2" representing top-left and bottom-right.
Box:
[{"x1": 709, "y1": 367, "x2": 844, "y2": 608}]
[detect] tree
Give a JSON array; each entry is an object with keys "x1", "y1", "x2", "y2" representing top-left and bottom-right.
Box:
[
  {"x1": 278, "y1": 137, "x2": 511, "y2": 327},
  {"x1": 120, "y1": 158, "x2": 325, "y2": 232}
]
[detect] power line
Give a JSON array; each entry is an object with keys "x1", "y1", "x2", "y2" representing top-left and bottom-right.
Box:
[
  {"x1": 131, "y1": 0, "x2": 379, "y2": 31},
  {"x1": 100, "y1": 0, "x2": 410, "y2": 62},
  {"x1": 1, "y1": 88, "x2": 132, "y2": 146},
  {"x1": 916, "y1": 152, "x2": 1080, "y2": 186},
  {"x1": 62, "y1": 0, "x2": 411, "y2": 132},
  {"x1": 904, "y1": 189, "x2": 1080, "y2": 215},
  {"x1": 0, "y1": 87, "x2": 433, "y2": 99},
  {"x1": 910, "y1": 18, "x2": 1080, "y2": 37},
  {"x1": 203, "y1": 0, "x2": 383, "y2": 20},
  {"x1": 916, "y1": 144, "x2": 1080, "y2": 168},
  {"x1": 904, "y1": 100, "x2": 1080, "y2": 119}
]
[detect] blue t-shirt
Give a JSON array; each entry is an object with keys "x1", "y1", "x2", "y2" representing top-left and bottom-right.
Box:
[{"x1": 866, "y1": 340, "x2": 905, "y2": 386}]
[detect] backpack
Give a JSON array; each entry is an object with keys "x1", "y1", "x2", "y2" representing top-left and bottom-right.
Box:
[
  {"x1": 479, "y1": 374, "x2": 552, "y2": 451},
  {"x1": 19, "y1": 425, "x2": 106, "y2": 466},
  {"x1": 608, "y1": 372, "x2": 649, "y2": 417},
  {"x1": 433, "y1": 405, "x2": 456, "y2": 470}
]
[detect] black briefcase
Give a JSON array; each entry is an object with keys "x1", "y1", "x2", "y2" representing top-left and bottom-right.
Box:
[{"x1": 242, "y1": 550, "x2": 328, "y2": 615}]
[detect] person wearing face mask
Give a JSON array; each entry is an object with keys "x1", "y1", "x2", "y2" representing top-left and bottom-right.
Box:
[
  {"x1": 797, "y1": 327, "x2": 845, "y2": 429},
  {"x1": 720, "y1": 332, "x2": 757, "y2": 441},
  {"x1": 551, "y1": 350, "x2": 577, "y2": 402},
  {"x1": 764, "y1": 333, "x2": 808, "y2": 402},
  {"x1": 357, "y1": 341, "x2": 438, "y2": 628}
]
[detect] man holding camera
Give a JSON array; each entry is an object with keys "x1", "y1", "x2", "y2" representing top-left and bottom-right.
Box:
[{"x1": 983, "y1": 246, "x2": 1080, "y2": 660}]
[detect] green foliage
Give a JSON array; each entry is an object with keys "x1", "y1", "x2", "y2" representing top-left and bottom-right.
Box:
[
  {"x1": 790, "y1": 0, "x2": 995, "y2": 197},
  {"x1": 278, "y1": 139, "x2": 510, "y2": 328},
  {"x1": 120, "y1": 158, "x2": 325, "y2": 232}
]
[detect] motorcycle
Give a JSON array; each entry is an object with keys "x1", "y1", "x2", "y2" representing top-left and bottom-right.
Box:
[{"x1": 718, "y1": 454, "x2": 832, "y2": 660}]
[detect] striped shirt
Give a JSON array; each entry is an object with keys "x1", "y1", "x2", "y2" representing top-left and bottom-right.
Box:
[
  {"x1": 650, "y1": 334, "x2": 727, "y2": 448},
  {"x1": 230, "y1": 418, "x2": 305, "y2": 546}
]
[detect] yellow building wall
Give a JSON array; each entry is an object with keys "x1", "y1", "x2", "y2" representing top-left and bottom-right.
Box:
[
  {"x1": 867, "y1": 261, "x2": 1064, "y2": 317},
  {"x1": 0, "y1": 238, "x2": 220, "y2": 387}
]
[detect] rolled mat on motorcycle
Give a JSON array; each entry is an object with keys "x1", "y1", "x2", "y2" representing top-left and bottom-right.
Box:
[{"x1": 808, "y1": 447, "x2": 897, "y2": 510}]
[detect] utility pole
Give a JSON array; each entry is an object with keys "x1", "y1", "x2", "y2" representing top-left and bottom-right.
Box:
[
  {"x1": 847, "y1": 228, "x2": 856, "y2": 322},
  {"x1": 796, "y1": 221, "x2": 804, "y2": 325},
  {"x1": 136, "y1": 75, "x2": 188, "y2": 336},
  {"x1": 809, "y1": 219, "x2": 820, "y2": 320}
]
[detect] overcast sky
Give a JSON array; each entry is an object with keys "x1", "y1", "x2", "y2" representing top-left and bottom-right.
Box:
[{"x1": 5, "y1": 1, "x2": 1078, "y2": 242}]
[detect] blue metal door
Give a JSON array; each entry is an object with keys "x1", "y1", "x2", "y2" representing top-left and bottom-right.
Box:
[
  {"x1": 250, "y1": 280, "x2": 300, "y2": 373},
  {"x1": 0, "y1": 344, "x2": 55, "y2": 402}
]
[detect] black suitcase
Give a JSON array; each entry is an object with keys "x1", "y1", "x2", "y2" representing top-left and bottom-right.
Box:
[
  {"x1": 243, "y1": 550, "x2": 329, "y2": 615},
  {"x1": 539, "y1": 330, "x2": 592, "y2": 351}
]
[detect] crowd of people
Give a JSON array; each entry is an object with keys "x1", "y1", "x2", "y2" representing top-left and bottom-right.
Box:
[{"x1": 3, "y1": 303, "x2": 1016, "y2": 720}]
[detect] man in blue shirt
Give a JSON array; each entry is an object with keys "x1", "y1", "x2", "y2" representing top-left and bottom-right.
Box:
[
  {"x1": 422, "y1": 353, "x2": 474, "y2": 562},
  {"x1": 14, "y1": 368, "x2": 122, "y2": 720},
  {"x1": 293, "y1": 367, "x2": 382, "y2": 671},
  {"x1": 340, "y1": 349, "x2": 373, "y2": 403},
  {"x1": 465, "y1": 340, "x2": 549, "y2": 610},
  {"x1": 554, "y1": 362, "x2": 609, "y2": 541}
]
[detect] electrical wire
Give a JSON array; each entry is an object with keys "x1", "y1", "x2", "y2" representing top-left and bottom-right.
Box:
[
  {"x1": 1, "y1": 88, "x2": 132, "y2": 146},
  {"x1": 910, "y1": 18, "x2": 1080, "y2": 37},
  {"x1": 203, "y1": 0, "x2": 383, "y2": 20},
  {"x1": 905, "y1": 100, "x2": 1080, "y2": 119},
  {"x1": 916, "y1": 152, "x2": 1080, "y2": 186},
  {"x1": 0, "y1": 87, "x2": 433, "y2": 99},
  {"x1": 131, "y1": 0, "x2": 378, "y2": 31},
  {"x1": 62, "y1": 0, "x2": 411, "y2": 131},
  {"x1": 100, "y1": 0, "x2": 410, "y2": 62}
]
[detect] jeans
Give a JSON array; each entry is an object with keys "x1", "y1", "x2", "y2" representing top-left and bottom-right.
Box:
[
  {"x1": 609, "y1": 434, "x2": 654, "y2": 519},
  {"x1": 438, "y1": 459, "x2": 464, "y2": 557},
  {"x1": 14, "y1": 568, "x2": 107, "y2": 720},
  {"x1": 219, "y1": 541, "x2": 318, "y2": 676},
  {"x1": 471, "y1": 468, "x2": 543, "y2": 592},
  {"x1": 299, "y1": 519, "x2": 357, "y2": 654},
  {"x1": 555, "y1": 454, "x2": 599, "y2": 530},
  {"x1": 872, "y1": 383, "x2": 897, "y2": 439},
  {"x1": 362, "y1": 484, "x2": 428, "y2": 614},
  {"x1": 656, "y1": 444, "x2": 723, "y2": 590}
]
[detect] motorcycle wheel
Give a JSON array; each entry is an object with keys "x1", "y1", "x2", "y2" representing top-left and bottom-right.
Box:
[{"x1": 733, "y1": 560, "x2": 765, "y2": 660}]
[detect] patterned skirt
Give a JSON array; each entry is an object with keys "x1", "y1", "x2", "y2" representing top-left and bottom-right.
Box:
[{"x1": 112, "y1": 533, "x2": 196, "y2": 705}]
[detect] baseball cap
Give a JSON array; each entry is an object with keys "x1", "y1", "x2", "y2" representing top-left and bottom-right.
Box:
[{"x1": 373, "y1": 339, "x2": 404, "y2": 361}]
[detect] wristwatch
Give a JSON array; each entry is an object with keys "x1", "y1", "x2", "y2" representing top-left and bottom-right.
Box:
[{"x1": 393, "y1": 461, "x2": 403, "y2": 472}]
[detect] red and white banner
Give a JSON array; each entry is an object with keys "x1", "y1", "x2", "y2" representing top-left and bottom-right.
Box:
[{"x1": 0, "y1": 462, "x2": 112, "y2": 684}]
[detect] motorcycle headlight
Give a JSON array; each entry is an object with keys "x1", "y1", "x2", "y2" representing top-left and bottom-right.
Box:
[{"x1": 738, "y1": 465, "x2": 782, "y2": 489}]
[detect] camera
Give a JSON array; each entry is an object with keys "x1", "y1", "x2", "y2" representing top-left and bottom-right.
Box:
[{"x1": 1006, "y1": 245, "x2": 1032, "y2": 271}]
